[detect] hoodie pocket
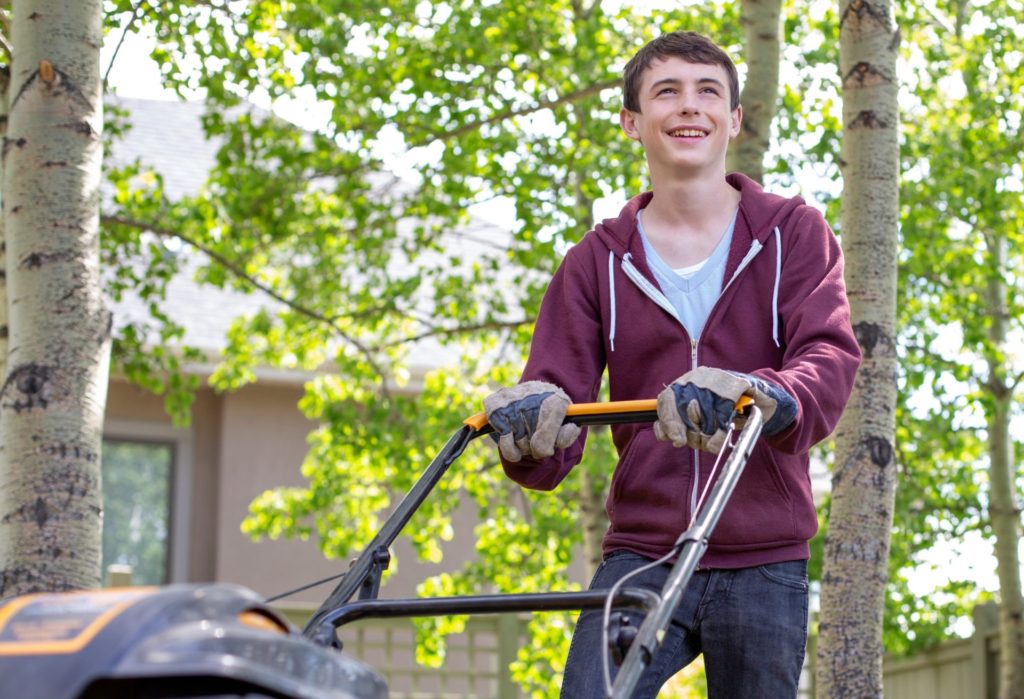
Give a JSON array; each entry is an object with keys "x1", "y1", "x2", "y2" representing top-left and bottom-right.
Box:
[
  {"x1": 710, "y1": 440, "x2": 797, "y2": 547},
  {"x1": 606, "y1": 428, "x2": 693, "y2": 545},
  {"x1": 608, "y1": 427, "x2": 648, "y2": 507},
  {"x1": 762, "y1": 444, "x2": 793, "y2": 505}
]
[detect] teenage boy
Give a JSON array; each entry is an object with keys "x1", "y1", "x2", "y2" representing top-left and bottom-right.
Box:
[{"x1": 484, "y1": 31, "x2": 860, "y2": 697}]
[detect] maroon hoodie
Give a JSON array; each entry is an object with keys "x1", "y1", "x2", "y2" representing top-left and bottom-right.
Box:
[{"x1": 502, "y1": 173, "x2": 861, "y2": 568}]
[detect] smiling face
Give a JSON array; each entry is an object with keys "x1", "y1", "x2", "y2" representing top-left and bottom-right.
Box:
[{"x1": 619, "y1": 57, "x2": 742, "y2": 181}]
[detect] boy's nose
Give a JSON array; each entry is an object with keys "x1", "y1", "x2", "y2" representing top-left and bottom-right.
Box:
[{"x1": 677, "y1": 91, "x2": 701, "y2": 114}]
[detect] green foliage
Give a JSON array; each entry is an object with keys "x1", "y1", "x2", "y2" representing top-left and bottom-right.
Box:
[
  {"x1": 772, "y1": 0, "x2": 842, "y2": 214},
  {"x1": 884, "y1": 0, "x2": 1024, "y2": 655},
  {"x1": 510, "y1": 613, "x2": 574, "y2": 698}
]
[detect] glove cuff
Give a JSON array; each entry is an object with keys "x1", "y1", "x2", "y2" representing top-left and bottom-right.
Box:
[{"x1": 728, "y1": 371, "x2": 798, "y2": 437}]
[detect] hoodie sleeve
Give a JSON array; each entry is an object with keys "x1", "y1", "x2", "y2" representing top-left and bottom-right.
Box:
[
  {"x1": 751, "y1": 206, "x2": 861, "y2": 455},
  {"x1": 501, "y1": 242, "x2": 607, "y2": 491}
]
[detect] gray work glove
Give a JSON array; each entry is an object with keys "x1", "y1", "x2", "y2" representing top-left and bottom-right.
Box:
[
  {"x1": 484, "y1": 381, "x2": 582, "y2": 462},
  {"x1": 654, "y1": 367, "x2": 797, "y2": 453}
]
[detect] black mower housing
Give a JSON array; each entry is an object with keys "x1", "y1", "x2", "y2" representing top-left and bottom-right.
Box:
[{"x1": 0, "y1": 583, "x2": 387, "y2": 699}]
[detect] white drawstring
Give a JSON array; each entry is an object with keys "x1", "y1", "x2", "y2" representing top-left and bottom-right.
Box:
[
  {"x1": 772, "y1": 226, "x2": 782, "y2": 348},
  {"x1": 621, "y1": 252, "x2": 679, "y2": 320},
  {"x1": 608, "y1": 251, "x2": 617, "y2": 352}
]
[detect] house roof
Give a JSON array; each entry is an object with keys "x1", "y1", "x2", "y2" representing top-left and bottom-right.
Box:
[
  {"x1": 105, "y1": 97, "x2": 281, "y2": 359},
  {"x1": 107, "y1": 97, "x2": 222, "y2": 201}
]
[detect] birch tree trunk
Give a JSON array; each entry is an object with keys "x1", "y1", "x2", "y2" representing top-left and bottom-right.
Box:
[
  {"x1": 983, "y1": 232, "x2": 1024, "y2": 699},
  {"x1": 0, "y1": 63, "x2": 8, "y2": 383},
  {"x1": 0, "y1": 0, "x2": 110, "y2": 595},
  {"x1": 816, "y1": 1, "x2": 900, "y2": 696},
  {"x1": 726, "y1": 0, "x2": 782, "y2": 183}
]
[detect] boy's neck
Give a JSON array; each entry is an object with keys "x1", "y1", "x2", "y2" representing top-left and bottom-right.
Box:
[{"x1": 644, "y1": 172, "x2": 741, "y2": 236}]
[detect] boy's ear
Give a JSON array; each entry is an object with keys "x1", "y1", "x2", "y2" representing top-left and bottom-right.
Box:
[
  {"x1": 729, "y1": 105, "x2": 743, "y2": 138},
  {"x1": 620, "y1": 108, "x2": 642, "y2": 142}
]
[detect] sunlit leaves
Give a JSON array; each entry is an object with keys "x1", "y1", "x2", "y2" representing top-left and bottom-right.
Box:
[{"x1": 771, "y1": 0, "x2": 842, "y2": 209}]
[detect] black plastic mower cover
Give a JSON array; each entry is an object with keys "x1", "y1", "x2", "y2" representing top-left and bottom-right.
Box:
[{"x1": 0, "y1": 583, "x2": 386, "y2": 699}]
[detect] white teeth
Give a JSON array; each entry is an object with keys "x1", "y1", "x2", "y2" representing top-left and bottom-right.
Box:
[{"x1": 670, "y1": 129, "x2": 706, "y2": 137}]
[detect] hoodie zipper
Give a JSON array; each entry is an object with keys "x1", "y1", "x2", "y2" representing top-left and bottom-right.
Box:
[
  {"x1": 619, "y1": 240, "x2": 767, "y2": 535},
  {"x1": 684, "y1": 248, "x2": 761, "y2": 527},
  {"x1": 689, "y1": 338, "x2": 700, "y2": 519},
  {"x1": 619, "y1": 240, "x2": 764, "y2": 330}
]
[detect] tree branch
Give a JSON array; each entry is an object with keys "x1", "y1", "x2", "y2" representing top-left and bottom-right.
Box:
[
  {"x1": 445, "y1": 227, "x2": 513, "y2": 252},
  {"x1": 514, "y1": 481, "x2": 534, "y2": 526},
  {"x1": 571, "y1": 0, "x2": 598, "y2": 21},
  {"x1": 1010, "y1": 369, "x2": 1024, "y2": 393},
  {"x1": 102, "y1": 214, "x2": 393, "y2": 388},
  {"x1": 413, "y1": 78, "x2": 621, "y2": 146},
  {"x1": 372, "y1": 318, "x2": 532, "y2": 350},
  {"x1": 104, "y1": 2, "x2": 155, "y2": 88},
  {"x1": 919, "y1": 4, "x2": 955, "y2": 35}
]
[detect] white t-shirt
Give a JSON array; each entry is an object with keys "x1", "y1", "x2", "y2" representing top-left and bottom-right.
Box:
[{"x1": 637, "y1": 208, "x2": 738, "y2": 340}]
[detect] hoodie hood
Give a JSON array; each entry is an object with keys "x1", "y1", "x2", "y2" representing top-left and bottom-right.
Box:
[{"x1": 591, "y1": 172, "x2": 804, "y2": 260}]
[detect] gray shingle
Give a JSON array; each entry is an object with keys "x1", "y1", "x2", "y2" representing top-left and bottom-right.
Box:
[{"x1": 107, "y1": 97, "x2": 221, "y2": 201}]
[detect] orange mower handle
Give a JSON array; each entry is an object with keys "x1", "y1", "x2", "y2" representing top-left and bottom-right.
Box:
[{"x1": 464, "y1": 394, "x2": 753, "y2": 431}]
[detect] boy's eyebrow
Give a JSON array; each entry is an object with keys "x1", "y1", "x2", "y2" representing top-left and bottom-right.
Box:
[
  {"x1": 647, "y1": 76, "x2": 726, "y2": 92},
  {"x1": 697, "y1": 77, "x2": 726, "y2": 89},
  {"x1": 648, "y1": 77, "x2": 681, "y2": 91}
]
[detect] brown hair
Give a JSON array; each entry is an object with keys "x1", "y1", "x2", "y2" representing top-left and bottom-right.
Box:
[{"x1": 623, "y1": 31, "x2": 740, "y2": 112}]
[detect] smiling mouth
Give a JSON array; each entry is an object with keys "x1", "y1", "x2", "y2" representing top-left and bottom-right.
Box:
[{"x1": 668, "y1": 128, "x2": 709, "y2": 138}]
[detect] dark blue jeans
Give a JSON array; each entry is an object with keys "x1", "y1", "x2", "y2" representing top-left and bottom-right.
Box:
[{"x1": 561, "y1": 551, "x2": 808, "y2": 698}]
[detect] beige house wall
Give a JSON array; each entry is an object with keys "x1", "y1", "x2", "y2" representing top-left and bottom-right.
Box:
[
  {"x1": 213, "y1": 381, "x2": 339, "y2": 604},
  {"x1": 189, "y1": 387, "x2": 223, "y2": 582}
]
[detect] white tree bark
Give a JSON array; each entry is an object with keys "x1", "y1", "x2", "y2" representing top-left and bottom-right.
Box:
[
  {"x1": 816, "y1": 1, "x2": 900, "y2": 696},
  {"x1": 727, "y1": 0, "x2": 783, "y2": 183},
  {"x1": 983, "y1": 232, "x2": 1024, "y2": 699},
  {"x1": 0, "y1": 0, "x2": 109, "y2": 595},
  {"x1": 0, "y1": 63, "x2": 8, "y2": 383}
]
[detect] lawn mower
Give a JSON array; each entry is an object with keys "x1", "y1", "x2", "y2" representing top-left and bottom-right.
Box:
[{"x1": 0, "y1": 397, "x2": 759, "y2": 698}]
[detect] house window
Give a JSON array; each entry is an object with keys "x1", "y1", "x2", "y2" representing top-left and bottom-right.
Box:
[
  {"x1": 101, "y1": 420, "x2": 193, "y2": 585},
  {"x1": 101, "y1": 439, "x2": 174, "y2": 585}
]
